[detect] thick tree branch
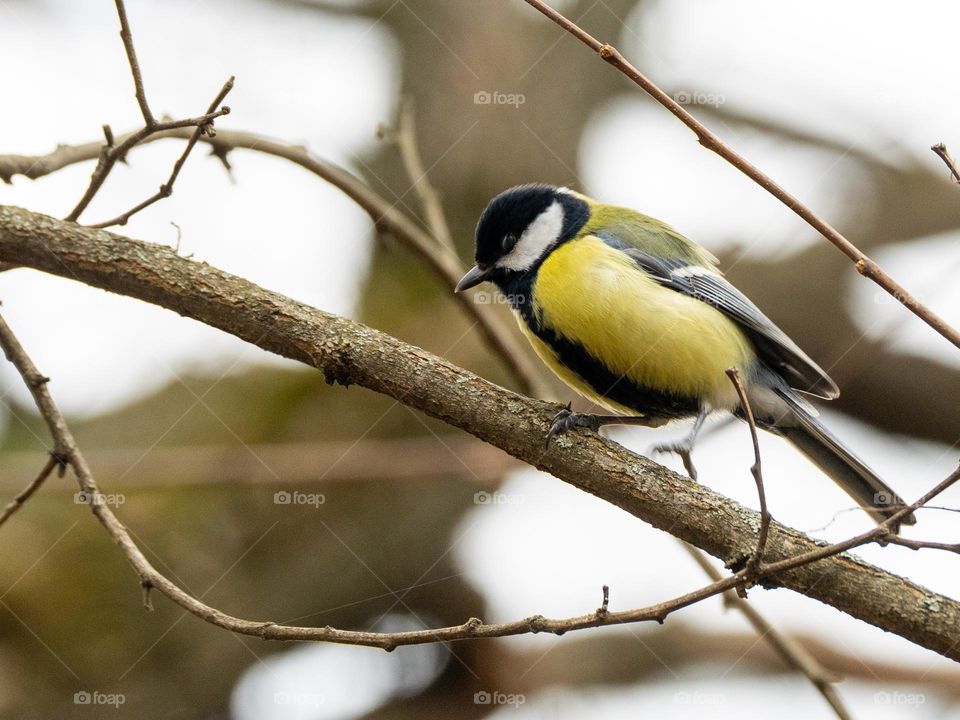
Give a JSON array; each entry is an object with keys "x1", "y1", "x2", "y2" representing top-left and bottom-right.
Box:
[
  {"x1": 521, "y1": 0, "x2": 960, "y2": 353},
  {"x1": 2, "y1": 205, "x2": 960, "y2": 659}
]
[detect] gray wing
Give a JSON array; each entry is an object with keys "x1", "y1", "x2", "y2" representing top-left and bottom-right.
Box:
[{"x1": 610, "y1": 241, "x2": 839, "y2": 399}]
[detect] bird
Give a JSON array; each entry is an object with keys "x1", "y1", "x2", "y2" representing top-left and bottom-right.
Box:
[{"x1": 455, "y1": 183, "x2": 915, "y2": 530}]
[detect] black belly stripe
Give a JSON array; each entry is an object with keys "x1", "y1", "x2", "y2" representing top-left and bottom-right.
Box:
[
  {"x1": 494, "y1": 264, "x2": 699, "y2": 419},
  {"x1": 531, "y1": 322, "x2": 699, "y2": 419}
]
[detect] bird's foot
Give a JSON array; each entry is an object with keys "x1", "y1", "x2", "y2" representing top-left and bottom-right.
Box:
[
  {"x1": 649, "y1": 440, "x2": 698, "y2": 480},
  {"x1": 545, "y1": 404, "x2": 600, "y2": 448}
]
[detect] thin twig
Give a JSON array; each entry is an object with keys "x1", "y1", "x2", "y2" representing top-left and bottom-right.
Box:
[
  {"x1": 90, "y1": 77, "x2": 235, "y2": 228},
  {"x1": 0, "y1": 127, "x2": 540, "y2": 395},
  {"x1": 682, "y1": 543, "x2": 850, "y2": 720},
  {"x1": 759, "y1": 466, "x2": 960, "y2": 580},
  {"x1": 882, "y1": 536, "x2": 960, "y2": 554},
  {"x1": 0, "y1": 455, "x2": 62, "y2": 529},
  {"x1": 64, "y1": 103, "x2": 231, "y2": 224},
  {"x1": 726, "y1": 367, "x2": 770, "y2": 578},
  {"x1": 521, "y1": 0, "x2": 960, "y2": 353},
  {"x1": 932, "y1": 143, "x2": 960, "y2": 185},
  {"x1": 63, "y1": 1, "x2": 232, "y2": 223},
  {"x1": 114, "y1": 0, "x2": 154, "y2": 126},
  {"x1": 382, "y1": 98, "x2": 456, "y2": 250}
]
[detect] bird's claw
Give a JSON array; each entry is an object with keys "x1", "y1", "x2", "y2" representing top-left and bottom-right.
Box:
[
  {"x1": 545, "y1": 404, "x2": 599, "y2": 449},
  {"x1": 649, "y1": 441, "x2": 698, "y2": 480}
]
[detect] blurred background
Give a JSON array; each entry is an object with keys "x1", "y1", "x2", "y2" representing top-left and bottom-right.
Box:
[{"x1": 2, "y1": 0, "x2": 960, "y2": 717}]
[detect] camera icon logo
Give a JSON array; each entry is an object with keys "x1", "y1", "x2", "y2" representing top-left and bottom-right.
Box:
[
  {"x1": 474, "y1": 91, "x2": 492, "y2": 105},
  {"x1": 874, "y1": 491, "x2": 894, "y2": 506}
]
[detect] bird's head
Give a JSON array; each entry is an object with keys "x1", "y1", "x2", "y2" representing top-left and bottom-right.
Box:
[{"x1": 455, "y1": 184, "x2": 589, "y2": 294}]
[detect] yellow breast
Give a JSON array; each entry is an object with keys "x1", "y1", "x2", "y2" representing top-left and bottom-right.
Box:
[{"x1": 525, "y1": 236, "x2": 754, "y2": 411}]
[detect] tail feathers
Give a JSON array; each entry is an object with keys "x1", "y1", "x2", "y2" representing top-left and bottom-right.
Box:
[{"x1": 774, "y1": 393, "x2": 916, "y2": 532}]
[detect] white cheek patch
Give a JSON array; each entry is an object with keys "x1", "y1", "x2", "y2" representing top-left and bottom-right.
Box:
[{"x1": 498, "y1": 200, "x2": 565, "y2": 271}]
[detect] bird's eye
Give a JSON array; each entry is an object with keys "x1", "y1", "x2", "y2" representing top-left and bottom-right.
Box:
[{"x1": 501, "y1": 233, "x2": 518, "y2": 253}]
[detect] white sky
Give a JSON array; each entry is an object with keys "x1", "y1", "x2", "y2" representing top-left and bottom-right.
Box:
[{"x1": 2, "y1": 1, "x2": 960, "y2": 719}]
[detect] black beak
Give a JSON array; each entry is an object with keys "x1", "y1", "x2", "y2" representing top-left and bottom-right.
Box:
[{"x1": 454, "y1": 264, "x2": 491, "y2": 293}]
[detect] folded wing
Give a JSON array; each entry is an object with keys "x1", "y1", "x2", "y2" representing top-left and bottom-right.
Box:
[{"x1": 597, "y1": 233, "x2": 839, "y2": 399}]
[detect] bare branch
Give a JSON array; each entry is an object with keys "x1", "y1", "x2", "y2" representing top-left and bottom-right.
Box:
[
  {"x1": 62, "y1": 1, "x2": 233, "y2": 223},
  {"x1": 113, "y1": 0, "x2": 154, "y2": 127},
  {"x1": 880, "y1": 536, "x2": 960, "y2": 554},
  {"x1": 90, "y1": 77, "x2": 235, "y2": 228},
  {"x1": 65, "y1": 103, "x2": 231, "y2": 224},
  {"x1": 521, "y1": 0, "x2": 960, "y2": 354},
  {"x1": 726, "y1": 367, "x2": 771, "y2": 579},
  {"x1": 0, "y1": 455, "x2": 63, "y2": 529},
  {"x1": 0, "y1": 127, "x2": 541, "y2": 395},
  {"x1": 758, "y1": 467, "x2": 960, "y2": 580},
  {"x1": 380, "y1": 98, "x2": 456, "y2": 250},
  {"x1": 932, "y1": 142, "x2": 960, "y2": 185},
  {"x1": 3, "y1": 205, "x2": 960, "y2": 658}
]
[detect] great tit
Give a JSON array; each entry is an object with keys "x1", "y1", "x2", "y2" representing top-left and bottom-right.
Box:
[{"x1": 456, "y1": 184, "x2": 915, "y2": 529}]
